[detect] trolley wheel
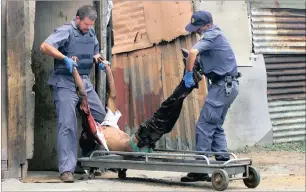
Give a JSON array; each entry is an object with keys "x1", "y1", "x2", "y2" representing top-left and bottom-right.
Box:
[
  {"x1": 118, "y1": 169, "x2": 127, "y2": 179},
  {"x1": 211, "y1": 169, "x2": 229, "y2": 191},
  {"x1": 87, "y1": 167, "x2": 101, "y2": 180},
  {"x1": 87, "y1": 168, "x2": 96, "y2": 180},
  {"x1": 88, "y1": 172, "x2": 95, "y2": 179},
  {"x1": 243, "y1": 166, "x2": 260, "y2": 188}
]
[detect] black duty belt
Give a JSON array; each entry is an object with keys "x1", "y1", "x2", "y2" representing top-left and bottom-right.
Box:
[
  {"x1": 210, "y1": 72, "x2": 241, "y2": 84},
  {"x1": 209, "y1": 72, "x2": 242, "y2": 96}
]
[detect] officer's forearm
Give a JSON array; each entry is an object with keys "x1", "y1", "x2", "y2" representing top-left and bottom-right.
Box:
[
  {"x1": 40, "y1": 42, "x2": 65, "y2": 60},
  {"x1": 186, "y1": 49, "x2": 198, "y2": 72}
]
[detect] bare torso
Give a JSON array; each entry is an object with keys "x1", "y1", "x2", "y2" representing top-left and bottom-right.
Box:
[{"x1": 97, "y1": 125, "x2": 133, "y2": 152}]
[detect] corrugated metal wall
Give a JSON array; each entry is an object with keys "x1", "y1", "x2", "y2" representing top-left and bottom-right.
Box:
[
  {"x1": 110, "y1": 0, "x2": 207, "y2": 150},
  {"x1": 111, "y1": 0, "x2": 193, "y2": 54},
  {"x1": 265, "y1": 55, "x2": 306, "y2": 143},
  {"x1": 251, "y1": 8, "x2": 306, "y2": 54},
  {"x1": 265, "y1": 55, "x2": 306, "y2": 101},
  {"x1": 250, "y1": 7, "x2": 306, "y2": 143},
  {"x1": 250, "y1": 0, "x2": 306, "y2": 9},
  {"x1": 112, "y1": 34, "x2": 208, "y2": 150}
]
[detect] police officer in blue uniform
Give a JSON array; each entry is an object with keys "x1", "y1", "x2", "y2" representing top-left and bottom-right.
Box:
[
  {"x1": 181, "y1": 10, "x2": 240, "y2": 182},
  {"x1": 40, "y1": 5, "x2": 108, "y2": 182}
]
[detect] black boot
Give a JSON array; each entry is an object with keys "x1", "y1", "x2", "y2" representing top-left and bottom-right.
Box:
[
  {"x1": 181, "y1": 172, "x2": 211, "y2": 182},
  {"x1": 215, "y1": 155, "x2": 230, "y2": 161}
]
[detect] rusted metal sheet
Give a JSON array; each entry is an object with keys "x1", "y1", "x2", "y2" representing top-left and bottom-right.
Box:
[
  {"x1": 6, "y1": 0, "x2": 35, "y2": 178},
  {"x1": 264, "y1": 55, "x2": 306, "y2": 143},
  {"x1": 250, "y1": 0, "x2": 306, "y2": 9},
  {"x1": 112, "y1": 34, "x2": 208, "y2": 150},
  {"x1": 265, "y1": 55, "x2": 306, "y2": 101},
  {"x1": 111, "y1": 0, "x2": 193, "y2": 54},
  {"x1": 268, "y1": 100, "x2": 306, "y2": 143},
  {"x1": 250, "y1": 8, "x2": 306, "y2": 54}
]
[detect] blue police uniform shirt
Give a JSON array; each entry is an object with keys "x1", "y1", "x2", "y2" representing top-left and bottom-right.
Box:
[
  {"x1": 192, "y1": 24, "x2": 238, "y2": 77},
  {"x1": 45, "y1": 19, "x2": 99, "y2": 91}
]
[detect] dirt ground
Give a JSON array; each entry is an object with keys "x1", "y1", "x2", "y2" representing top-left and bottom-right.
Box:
[{"x1": 2, "y1": 150, "x2": 305, "y2": 191}]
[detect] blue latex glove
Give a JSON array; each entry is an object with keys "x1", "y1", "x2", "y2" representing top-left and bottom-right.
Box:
[
  {"x1": 183, "y1": 70, "x2": 195, "y2": 88},
  {"x1": 63, "y1": 56, "x2": 78, "y2": 73},
  {"x1": 99, "y1": 61, "x2": 111, "y2": 72}
]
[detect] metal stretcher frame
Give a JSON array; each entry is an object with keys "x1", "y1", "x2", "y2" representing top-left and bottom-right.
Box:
[{"x1": 77, "y1": 149, "x2": 260, "y2": 191}]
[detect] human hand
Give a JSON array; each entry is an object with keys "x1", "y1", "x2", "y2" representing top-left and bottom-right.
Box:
[
  {"x1": 183, "y1": 70, "x2": 195, "y2": 88},
  {"x1": 63, "y1": 56, "x2": 78, "y2": 73},
  {"x1": 70, "y1": 56, "x2": 78, "y2": 63},
  {"x1": 99, "y1": 60, "x2": 111, "y2": 72},
  {"x1": 93, "y1": 53, "x2": 105, "y2": 64}
]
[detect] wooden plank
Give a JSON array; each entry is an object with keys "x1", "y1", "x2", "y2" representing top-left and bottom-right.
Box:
[
  {"x1": 23, "y1": 0, "x2": 35, "y2": 160},
  {"x1": 1, "y1": 160, "x2": 8, "y2": 171},
  {"x1": 95, "y1": 0, "x2": 106, "y2": 106},
  {"x1": 1, "y1": 0, "x2": 8, "y2": 162},
  {"x1": 21, "y1": 160, "x2": 28, "y2": 180},
  {"x1": 6, "y1": 0, "x2": 30, "y2": 178}
]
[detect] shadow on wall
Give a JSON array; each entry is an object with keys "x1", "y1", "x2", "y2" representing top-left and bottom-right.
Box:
[{"x1": 224, "y1": 54, "x2": 273, "y2": 150}]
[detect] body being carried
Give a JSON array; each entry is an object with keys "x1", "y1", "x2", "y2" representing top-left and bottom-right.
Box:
[{"x1": 75, "y1": 50, "x2": 203, "y2": 154}]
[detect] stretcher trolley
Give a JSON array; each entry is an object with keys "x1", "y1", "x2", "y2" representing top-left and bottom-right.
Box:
[{"x1": 77, "y1": 149, "x2": 260, "y2": 191}]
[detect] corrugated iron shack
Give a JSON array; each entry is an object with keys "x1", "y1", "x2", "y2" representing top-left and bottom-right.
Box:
[
  {"x1": 111, "y1": 0, "x2": 208, "y2": 150},
  {"x1": 249, "y1": 1, "x2": 306, "y2": 143}
]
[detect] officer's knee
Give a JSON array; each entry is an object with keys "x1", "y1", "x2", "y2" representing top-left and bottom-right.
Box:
[
  {"x1": 56, "y1": 99, "x2": 76, "y2": 113},
  {"x1": 56, "y1": 99, "x2": 77, "y2": 126}
]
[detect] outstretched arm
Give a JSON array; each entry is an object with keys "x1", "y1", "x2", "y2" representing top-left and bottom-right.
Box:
[
  {"x1": 104, "y1": 64, "x2": 117, "y2": 113},
  {"x1": 70, "y1": 56, "x2": 87, "y2": 99}
]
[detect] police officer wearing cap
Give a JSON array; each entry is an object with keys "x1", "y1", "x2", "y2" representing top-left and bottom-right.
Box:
[
  {"x1": 181, "y1": 10, "x2": 240, "y2": 182},
  {"x1": 40, "y1": 5, "x2": 109, "y2": 182}
]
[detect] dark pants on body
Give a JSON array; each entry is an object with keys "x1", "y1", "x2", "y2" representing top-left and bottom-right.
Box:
[{"x1": 135, "y1": 80, "x2": 195, "y2": 148}]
